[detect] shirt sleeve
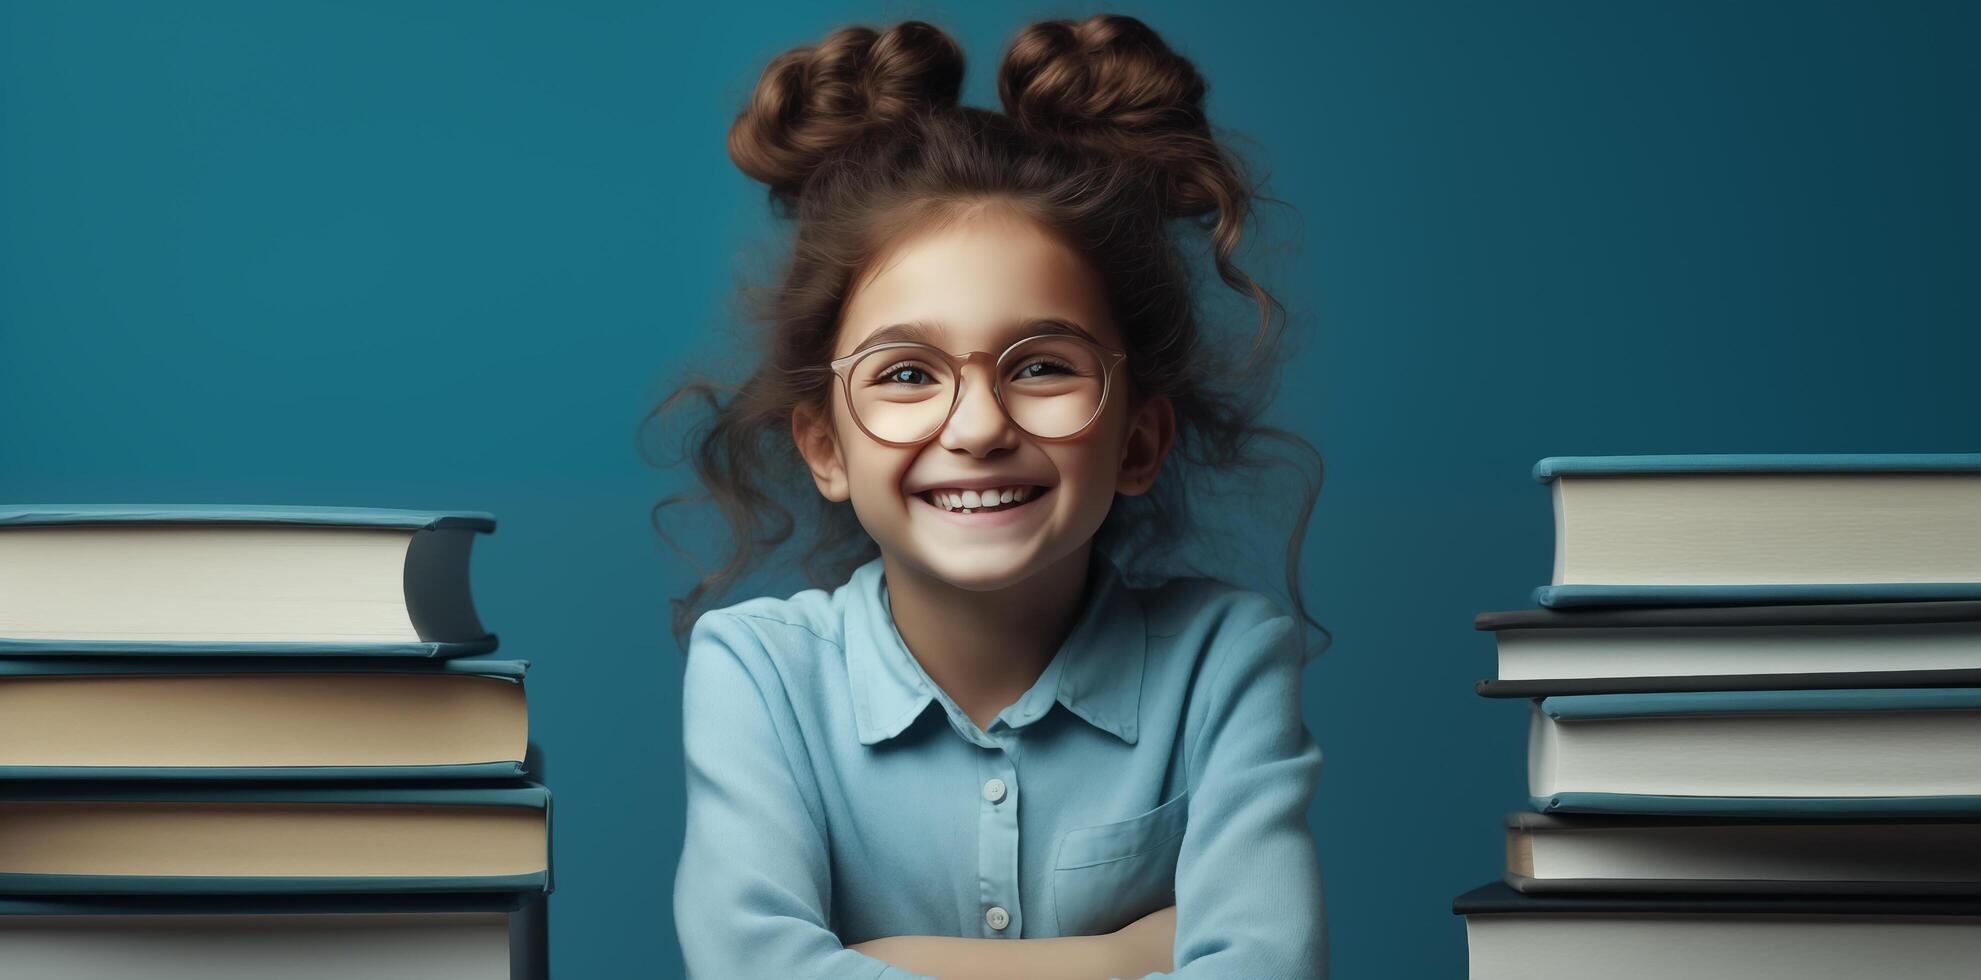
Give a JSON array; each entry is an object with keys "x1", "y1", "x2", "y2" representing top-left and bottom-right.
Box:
[
  {"x1": 1123, "y1": 609, "x2": 1329, "y2": 980},
  {"x1": 673, "y1": 611, "x2": 935, "y2": 980}
]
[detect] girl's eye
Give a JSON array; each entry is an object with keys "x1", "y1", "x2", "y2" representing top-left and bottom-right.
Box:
[
  {"x1": 874, "y1": 362, "x2": 932, "y2": 386},
  {"x1": 1014, "y1": 357, "x2": 1075, "y2": 380}
]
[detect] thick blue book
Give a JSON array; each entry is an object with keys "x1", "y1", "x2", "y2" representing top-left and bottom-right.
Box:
[
  {"x1": 0, "y1": 656, "x2": 530, "y2": 780},
  {"x1": 1529, "y1": 454, "x2": 1981, "y2": 608},
  {"x1": 0, "y1": 504, "x2": 498, "y2": 656},
  {"x1": 0, "y1": 781, "x2": 551, "y2": 896},
  {"x1": 1527, "y1": 687, "x2": 1981, "y2": 816}
]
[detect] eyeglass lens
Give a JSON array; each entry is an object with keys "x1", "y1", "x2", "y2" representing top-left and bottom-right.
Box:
[{"x1": 847, "y1": 335, "x2": 1109, "y2": 443}]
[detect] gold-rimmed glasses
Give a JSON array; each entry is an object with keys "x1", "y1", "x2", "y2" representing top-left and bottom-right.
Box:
[{"x1": 819, "y1": 333, "x2": 1129, "y2": 447}]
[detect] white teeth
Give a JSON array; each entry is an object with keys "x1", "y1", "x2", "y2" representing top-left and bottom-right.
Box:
[{"x1": 920, "y1": 485, "x2": 1042, "y2": 513}]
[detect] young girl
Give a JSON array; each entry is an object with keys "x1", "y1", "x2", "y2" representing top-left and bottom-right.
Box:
[{"x1": 657, "y1": 14, "x2": 1329, "y2": 979}]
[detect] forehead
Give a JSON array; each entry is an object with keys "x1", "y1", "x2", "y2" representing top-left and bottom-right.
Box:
[{"x1": 836, "y1": 208, "x2": 1117, "y2": 357}]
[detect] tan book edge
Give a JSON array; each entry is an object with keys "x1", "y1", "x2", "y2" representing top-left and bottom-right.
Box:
[
  {"x1": 0, "y1": 674, "x2": 525, "y2": 767},
  {"x1": 1505, "y1": 827, "x2": 1534, "y2": 879},
  {"x1": 0, "y1": 802, "x2": 546, "y2": 877}
]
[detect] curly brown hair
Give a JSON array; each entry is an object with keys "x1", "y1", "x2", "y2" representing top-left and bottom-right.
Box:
[{"x1": 643, "y1": 14, "x2": 1328, "y2": 659}]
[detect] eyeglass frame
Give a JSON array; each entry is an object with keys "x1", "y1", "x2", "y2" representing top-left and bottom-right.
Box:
[{"x1": 817, "y1": 333, "x2": 1131, "y2": 447}]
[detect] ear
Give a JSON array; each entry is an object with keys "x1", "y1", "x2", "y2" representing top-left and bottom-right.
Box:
[
  {"x1": 791, "y1": 400, "x2": 852, "y2": 502},
  {"x1": 1115, "y1": 392, "x2": 1175, "y2": 497}
]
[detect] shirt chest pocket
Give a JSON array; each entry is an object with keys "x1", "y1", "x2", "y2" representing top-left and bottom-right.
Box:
[{"x1": 1049, "y1": 789, "x2": 1190, "y2": 937}]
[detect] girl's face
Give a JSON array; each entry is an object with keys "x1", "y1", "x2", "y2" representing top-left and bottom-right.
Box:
[{"x1": 793, "y1": 204, "x2": 1174, "y2": 592}]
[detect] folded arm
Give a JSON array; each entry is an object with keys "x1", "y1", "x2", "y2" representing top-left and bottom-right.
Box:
[
  {"x1": 847, "y1": 904, "x2": 1177, "y2": 980},
  {"x1": 1126, "y1": 610, "x2": 1329, "y2": 979},
  {"x1": 674, "y1": 613, "x2": 931, "y2": 979}
]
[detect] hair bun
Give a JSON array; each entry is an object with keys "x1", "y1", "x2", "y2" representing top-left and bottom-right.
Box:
[
  {"x1": 997, "y1": 14, "x2": 1228, "y2": 218},
  {"x1": 728, "y1": 21, "x2": 964, "y2": 204}
]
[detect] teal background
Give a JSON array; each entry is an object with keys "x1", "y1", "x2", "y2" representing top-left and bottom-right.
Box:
[{"x1": 3, "y1": 1, "x2": 1977, "y2": 975}]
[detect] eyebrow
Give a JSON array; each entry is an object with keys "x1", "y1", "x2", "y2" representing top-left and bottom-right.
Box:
[{"x1": 847, "y1": 317, "x2": 1101, "y2": 356}]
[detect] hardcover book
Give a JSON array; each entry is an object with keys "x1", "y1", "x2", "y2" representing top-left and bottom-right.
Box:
[
  {"x1": 0, "y1": 892, "x2": 544, "y2": 980},
  {"x1": 1528, "y1": 687, "x2": 1981, "y2": 814},
  {"x1": 0, "y1": 505, "x2": 497, "y2": 656},
  {"x1": 1456, "y1": 880, "x2": 1981, "y2": 980},
  {"x1": 0, "y1": 781, "x2": 552, "y2": 895},
  {"x1": 1502, "y1": 811, "x2": 1981, "y2": 894},
  {"x1": 0, "y1": 657, "x2": 530, "y2": 779},
  {"x1": 1475, "y1": 600, "x2": 1981, "y2": 697},
  {"x1": 1528, "y1": 454, "x2": 1981, "y2": 608}
]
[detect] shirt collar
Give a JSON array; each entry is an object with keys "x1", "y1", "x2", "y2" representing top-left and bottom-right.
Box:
[{"x1": 844, "y1": 546, "x2": 1146, "y2": 747}]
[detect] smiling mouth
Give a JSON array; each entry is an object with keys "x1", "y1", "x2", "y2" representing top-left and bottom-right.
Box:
[{"x1": 913, "y1": 485, "x2": 1053, "y2": 515}]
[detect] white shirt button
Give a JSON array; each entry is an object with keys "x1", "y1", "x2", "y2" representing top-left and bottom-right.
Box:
[
  {"x1": 982, "y1": 777, "x2": 1007, "y2": 803},
  {"x1": 985, "y1": 905, "x2": 1010, "y2": 931}
]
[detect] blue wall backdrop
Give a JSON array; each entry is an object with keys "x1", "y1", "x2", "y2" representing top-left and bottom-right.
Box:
[{"x1": 4, "y1": 1, "x2": 1977, "y2": 976}]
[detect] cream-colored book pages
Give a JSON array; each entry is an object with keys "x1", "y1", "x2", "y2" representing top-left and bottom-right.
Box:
[
  {"x1": 1555, "y1": 473, "x2": 1981, "y2": 585},
  {"x1": 1495, "y1": 623, "x2": 1981, "y2": 681},
  {"x1": 0, "y1": 802, "x2": 546, "y2": 877},
  {"x1": 0, "y1": 673, "x2": 526, "y2": 768},
  {"x1": 1468, "y1": 915, "x2": 1981, "y2": 980},
  {"x1": 0, "y1": 526, "x2": 419, "y2": 641},
  {"x1": 1535, "y1": 711, "x2": 1981, "y2": 798},
  {"x1": 1526, "y1": 822, "x2": 1981, "y2": 883},
  {"x1": 0, "y1": 913, "x2": 509, "y2": 980}
]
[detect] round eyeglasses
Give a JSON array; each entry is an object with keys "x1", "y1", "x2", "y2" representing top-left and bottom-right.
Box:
[{"x1": 818, "y1": 333, "x2": 1129, "y2": 447}]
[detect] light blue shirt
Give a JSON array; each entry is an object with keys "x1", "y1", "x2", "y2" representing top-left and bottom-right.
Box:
[{"x1": 673, "y1": 546, "x2": 1328, "y2": 979}]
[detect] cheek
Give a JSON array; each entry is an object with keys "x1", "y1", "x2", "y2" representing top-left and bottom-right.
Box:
[
  {"x1": 839, "y1": 440, "x2": 917, "y2": 506},
  {"x1": 1052, "y1": 442, "x2": 1129, "y2": 507}
]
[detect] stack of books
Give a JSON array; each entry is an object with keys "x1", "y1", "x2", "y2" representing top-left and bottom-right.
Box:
[
  {"x1": 1453, "y1": 455, "x2": 1981, "y2": 980},
  {"x1": 0, "y1": 504, "x2": 550, "y2": 979}
]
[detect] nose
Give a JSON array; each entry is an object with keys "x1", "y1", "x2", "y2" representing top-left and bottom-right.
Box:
[{"x1": 935, "y1": 353, "x2": 1020, "y2": 455}]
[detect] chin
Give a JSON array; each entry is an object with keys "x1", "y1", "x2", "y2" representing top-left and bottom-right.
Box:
[{"x1": 906, "y1": 543, "x2": 1050, "y2": 592}]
